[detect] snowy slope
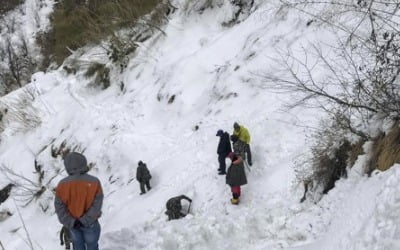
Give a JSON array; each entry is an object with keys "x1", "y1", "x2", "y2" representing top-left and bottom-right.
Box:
[{"x1": 0, "y1": 0, "x2": 399, "y2": 249}]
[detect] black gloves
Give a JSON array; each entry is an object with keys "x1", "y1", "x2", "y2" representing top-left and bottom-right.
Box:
[{"x1": 73, "y1": 219, "x2": 83, "y2": 229}]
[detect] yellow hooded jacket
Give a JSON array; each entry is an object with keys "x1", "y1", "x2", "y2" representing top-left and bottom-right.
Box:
[{"x1": 233, "y1": 125, "x2": 250, "y2": 144}]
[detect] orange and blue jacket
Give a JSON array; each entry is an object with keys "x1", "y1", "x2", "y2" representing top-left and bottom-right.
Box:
[{"x1": 54, "y1": 153, "x2": 103, "y2": 228}]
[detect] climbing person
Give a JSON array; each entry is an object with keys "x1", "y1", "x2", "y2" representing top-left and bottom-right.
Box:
[
  {"x1": 60, "y1": 226, "x2": 72, "y2": 250},
  {"x1": 226, "y1": 152, "x2": 247, "y2": 205},
  {"x1": 54, "y1": 152, "x2": 103, "y2": 250},
  {"x1": 230, "y1": 134, "x2": 247, "y2": 162},
  {"x1": 216, "y1": 129, "x2": 232, "y2": 175},
  {"x1": 165, "y1": 195, "x2": 192, "y2": 220},
  {"x1": 233, "y1": 122, "x2": 252, "y2": 166},
  {"x1": 136, "y1": 160, "x2": 152, "y2": 195}
]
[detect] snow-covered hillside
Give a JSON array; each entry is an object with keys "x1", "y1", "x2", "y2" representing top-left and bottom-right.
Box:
[{"x1": 0, "y1": 0, "x2": 399, "y2": 249}]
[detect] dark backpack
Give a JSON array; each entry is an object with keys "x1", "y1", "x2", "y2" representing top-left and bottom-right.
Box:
[
  {"x1": 166, "y1": 197, "x2": 182, "y2": 212},
  {"x1": 142, "y1": 164, "x2": 152, "y2": 179}
]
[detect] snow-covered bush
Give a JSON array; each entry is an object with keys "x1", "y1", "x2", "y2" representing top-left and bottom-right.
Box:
[
  {"x1": 0, "y1": 87, "x2": 41, "y2": 134},
  {"x1": 295, "y1": 116, "x2": 367, "y2": 201},
  {"x1": 85, "y1": 62, "x2": 111, "y2": 89},
  {"x1": 180, "y1": 0, "x2": 254, "y2": 26}
]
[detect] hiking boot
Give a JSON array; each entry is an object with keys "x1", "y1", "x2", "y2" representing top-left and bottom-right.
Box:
[
  {"x1": 140, "y1": 192, "x2": 146, "y2": 195},
  {"x1": 218, "y1": 171, "x2": 226, "y2": 175},
  {"x1": 230, "y1": 198, "x2": 239, "y2": 205}
]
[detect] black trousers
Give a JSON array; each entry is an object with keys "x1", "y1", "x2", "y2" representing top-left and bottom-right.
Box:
[
  {"x1": 140, "y1": 180, "x2": 151, "y2": 193},
  {"x1": 218, "y1": 154, "x2": 226, "y2": 172},
  {"x1": 246, "y1": 144, "x2": 252, "y2": 165}
]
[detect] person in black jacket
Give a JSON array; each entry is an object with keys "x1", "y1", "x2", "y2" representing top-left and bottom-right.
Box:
[
  {"x1": 165, "y1": 195, "x2": 192, "y2": 220},
  {"x1": 136, "y1": 161, "x2": 152, "y2": 195},
  {"x1": 216, "y1": 129, "x2": 232, "y2": 175}
]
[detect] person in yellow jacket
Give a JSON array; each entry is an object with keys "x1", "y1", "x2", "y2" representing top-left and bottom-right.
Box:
[{"x1": 233, "y1": 122, "x2": 252, "y2": 166}]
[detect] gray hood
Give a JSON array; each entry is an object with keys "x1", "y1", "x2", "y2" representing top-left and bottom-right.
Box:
[{"x1": 64, "y1": 152, "x2": 88, "y2": 175}]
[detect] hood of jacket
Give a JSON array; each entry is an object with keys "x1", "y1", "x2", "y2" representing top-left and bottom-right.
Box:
[{"x1": 64, "y1": 152, "x2": 88, "y2": 175}]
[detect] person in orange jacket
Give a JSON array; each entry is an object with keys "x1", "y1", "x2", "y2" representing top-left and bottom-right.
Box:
[{"x1": 54, "y1": 152, "x2": 103, "y2": 250}]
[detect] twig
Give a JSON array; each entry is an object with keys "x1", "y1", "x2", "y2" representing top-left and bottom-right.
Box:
[{"x1": 12, "y1": 197, "x2": 34, "y2": 250}]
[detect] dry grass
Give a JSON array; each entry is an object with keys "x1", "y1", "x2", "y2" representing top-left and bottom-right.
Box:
[
  {"x1": 368, "y1": 122, "x2": 400, "y2": 174},
  {"x1": 37, "y1": 0, "x2": 163, "y2": 67}
]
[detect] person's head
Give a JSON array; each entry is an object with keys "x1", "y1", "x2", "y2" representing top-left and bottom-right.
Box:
[
  {"x1": 230, "y1": 134, "x2": 239, "y2": 142},
  {"x1": 233, "y1": 122, "x2": 240, "y2": 132},
  {"x1": 216, "y1": 129, "x2": 223, "y2": 136},
  {"x1": 64, "y1": 152, "x2": 88, "y2": 175},
  {"x1": 138, "y1": 160, "x2": 144, "y2": 166}
]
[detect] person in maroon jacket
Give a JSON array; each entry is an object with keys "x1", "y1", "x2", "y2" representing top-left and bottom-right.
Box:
[{"x1": 226, "y1": 152, "x2": 247, "y2": 205}]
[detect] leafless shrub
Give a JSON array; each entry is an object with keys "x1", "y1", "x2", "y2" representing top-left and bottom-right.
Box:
[
  {"x1": 267, "y1": 0, "x2": 400, "y2": 124},
  {"x1": 260, "y1": 1, "x2": 400, "y2": 196},
  {"x1": 294, "y1": 116, "x2": 355, "y2": 201},
  {"x1": 0, "y1": 164, "x2": 45, "y2": 207},
  {"x1": 50, "y1": 140, "x2": 84, "y2": 159},
  {"x1": 12, "y1": 197, "x2": 35, "y2": 250},
  {"x1": 0, "y1": 89, "x2": 41, "y2": 134},
  {"x1": 0, "y1": 32, "x2": 37, "y2": 95}
]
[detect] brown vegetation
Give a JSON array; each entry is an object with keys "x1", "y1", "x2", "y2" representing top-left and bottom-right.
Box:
[
  {"x1": 0, "y1": 0, "x2": 23, "y2": 15},
  {"x1": 313, "y1": 140, "x2": 350, "y2": 194},
  {"x1": 37, "y1": 0, "x2": 163, "y2": 68},
  {"x1": 368, "y1": 123, "x2": 400, "y2": 174}
]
